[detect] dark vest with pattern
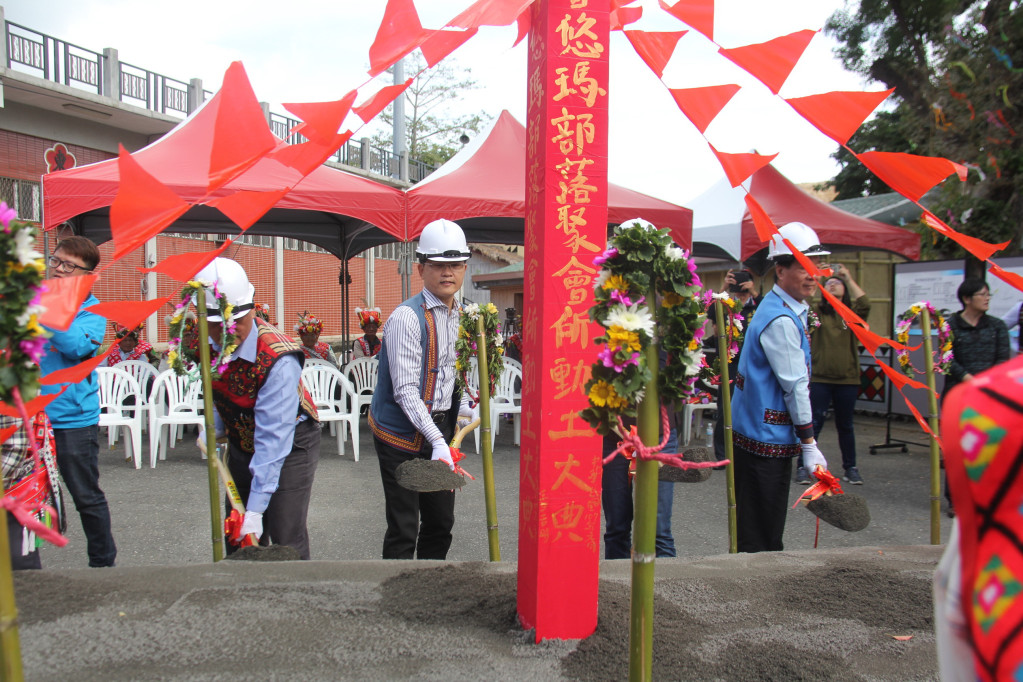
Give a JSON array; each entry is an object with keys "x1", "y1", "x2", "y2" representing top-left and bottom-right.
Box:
[
  {"x1": 211, "y1": 319, "x2": 318, "y2": 455},
  {"x1": 369, "y1": 292, "x2": 459, "y2": 454}
]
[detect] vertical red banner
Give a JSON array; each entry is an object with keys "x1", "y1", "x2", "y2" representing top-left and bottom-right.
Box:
[{"x1": 517, "y1": 0, "x2": 609, "y2": 641}]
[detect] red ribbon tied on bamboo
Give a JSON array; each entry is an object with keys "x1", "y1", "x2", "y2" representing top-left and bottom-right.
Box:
[
  {"x1": 792, "y1": 466, "x2": 844, "y2": 508},
  {"x1": 448, "y1": 446, "x2": 476, "y2": 481},
  {"x1": 603, "y1": 406, "x2": 730, "y2": 470}
]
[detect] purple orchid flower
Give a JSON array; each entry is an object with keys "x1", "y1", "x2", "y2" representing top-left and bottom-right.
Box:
[
  {"x1": 592, "y1": 247, "x2": 618, "y2": 267},
  {"x1": 19, "y1": 337, "x2": 48, "y2": 363}
]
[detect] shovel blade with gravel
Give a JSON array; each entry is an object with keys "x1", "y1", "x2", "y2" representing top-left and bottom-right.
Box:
[
  {"x1": 658, "y1": 446, "x2": 715, "y2": 483},
  {"x1": 806, "y1": 493, "x2": 871, "y2": 532},
  {"x1": 395, "y1": 418, "x2": 479, "y2": 492}
]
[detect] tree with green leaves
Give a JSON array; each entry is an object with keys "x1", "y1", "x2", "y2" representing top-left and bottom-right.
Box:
[
  {"x1": 374, "y1": 53, "x2": 491, "y2": 169},
  {"x1": 824, "y1": 0, "x2": 1022, "y2": 261}
]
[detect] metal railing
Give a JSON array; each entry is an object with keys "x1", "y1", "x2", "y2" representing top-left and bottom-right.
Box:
[
  {"x1": 119, "y1": 60, "x2": 190, "y2": 115},
  {"x1": 6, "y1": 20, "x2": 102, "y2": 94}
]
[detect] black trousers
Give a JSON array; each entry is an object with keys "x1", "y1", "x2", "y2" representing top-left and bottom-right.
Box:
[
  {"x1": 53, "y1": 425, "x2": 116, "y2": 567},
  {"x1": 734, "y1": 445, "x2": 793, "y2": 553},
  {"x1": 374, "y1": 421, "x2": 456, "y2": 560},
  {"x1": 226, "y1": 418, "x2": 321, "y2": 560}
]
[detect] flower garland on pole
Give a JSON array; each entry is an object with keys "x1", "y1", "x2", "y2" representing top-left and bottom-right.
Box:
[
  {"x1": 454, "y1": 300, "x2": 504, "y2": 562},
  {"x1": 695, "y1": 292, "x2": 744, "y2": 401},
  {"x1": 895, "y1": 302, "x2": 953, "y2": 376},
  {"x1": 0, "y1": 204, "x2": 48, "y2": 404},
  {"x1": 165, "y1": 281, "x2": 239, "y2": 382}
]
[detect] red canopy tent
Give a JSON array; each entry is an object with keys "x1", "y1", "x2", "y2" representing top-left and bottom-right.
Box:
[
  {"x1": 42, "y1": 84, "x2": 407, "y2": 260},
  {"x1": 405, "y1": 110, "x2": 693, "y2": 247}
]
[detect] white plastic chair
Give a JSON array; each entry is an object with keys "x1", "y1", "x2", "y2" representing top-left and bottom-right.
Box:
[
  {"x1": 112, "y1": 359, "x2": 159, "y2": 436},
  {"x1": 97, "y1": 366, "x2": 144, "y2": 469},
  {"x1": 148, "y1": 370, "x2": 204, "y2": 468},
  {"x1": 474, "y1": 362, "x2": 522, "y2": 453},
  {"x1": 681, "y1": 402, "x2": 718, "y2": 446},
  {"x1": 344, "y1": 356, "x2": 378, "y2": 416},
  {"x1": 302, "y1": 363, "x2": 360, "y2": 460}
]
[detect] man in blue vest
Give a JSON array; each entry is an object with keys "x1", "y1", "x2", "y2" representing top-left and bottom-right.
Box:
[
  {"x1": 730, "y1": 222, "x2": 831, "y2": 552},
  {"x1": 369, "y1": 219, "x2": 475, "y2": 560}
]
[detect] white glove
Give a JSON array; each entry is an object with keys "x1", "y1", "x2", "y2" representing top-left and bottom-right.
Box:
[
  {"x1": 431, "y1": 440, "x2": 454, "y2": 470},
  {"x1": 240, "y1": 510, "x2": 263, "y2": 540},
  {"x1": 458, "y1": 403, "x2": 480, "y2": 426},
  {"x1": 800, "y1": 441, "x2": 828, "y2": 477}
]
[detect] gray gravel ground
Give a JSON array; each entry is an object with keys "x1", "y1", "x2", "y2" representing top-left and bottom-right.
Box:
[{"x1": 12, "y1": 412, "x2": 947, "y2": 680}]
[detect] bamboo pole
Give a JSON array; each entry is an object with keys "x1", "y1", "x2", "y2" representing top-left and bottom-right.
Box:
[
  {"x1": 0, "y1": 506, "x2": 22, "y2": 682},
  {"x1": 195, "y1": 288, "x2": 224, "y2": 562},
  {"x1": 629, "y1": 287, "x2": 660, "y2": 682},
  {"x1": 920, "y1": 308, "x2": 942, "y2": 545},
  {"x1": 475, "y1": 316, "x2": 500, "y2": 561},
  {"x1": 714, "y1": 300, "x2": 738, "y2": 554}
]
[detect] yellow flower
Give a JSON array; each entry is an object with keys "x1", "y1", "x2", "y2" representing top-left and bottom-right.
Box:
[
  {"x1": 589, "y1": 380, "x2": 614, "y2": 407},
  {"x1": 910, "y1": 305, "x2": 921, "y2": 315},
  {"x1": 168, "y1": 350, "x2": 178, "y2": 366},
  {"x1": 485, "y1": 302, "x2": 499, "y2": 315},
  {"x1": 942, "y1": 342, "x2": 952, "y2": 352},
  {"x1": 222, "y1": 344, "x2": 238, "y2": 358},
  {"x1": 688, "y1": 338, "x2": 701, "y2": 352},
  {"x1": 602, "y1": 274, "x2": 629, "y2": 292},
  {"x1": 171, "y1": 312, "x2": 184, "y2": 325},
  {"x1": 662, "y1": 292, "x2": 684, "y2": 308},
  {"x1": 896, "y1": 332, "x2": 908, "y2": 344},
  {"x1": 606, "y1": 391, "x2": 628, "y2": 410},
  {"x1": 26, "y1": 315, "x2": 44, "y2": 335},
  {"x1": 607, "y1": 326, "x2": 640, "y2": 352},
  {"x1": 898, "y1": 354, "x2": 909, "y2": 366}
]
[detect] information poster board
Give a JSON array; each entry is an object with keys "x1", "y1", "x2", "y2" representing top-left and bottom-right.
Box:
[{"x1": 888, "y1": 257, "x2": 1023, "y2": 417}]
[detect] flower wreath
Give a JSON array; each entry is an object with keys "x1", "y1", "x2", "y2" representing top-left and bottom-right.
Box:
[
  {"x1": 697, "y1": 291, "x2": 744, "y2": 390},
  {"x1": 166, "y1": 281, "x2": 239, "y2": 381},
  {"x1": 294, "y1": 311, "x2": 323, "y2": 335},
  {"x1": 455, "y1": 302, "x2": 505, "y2": 405},
  {"x1": 580, "y1": 219, "x2": 706, "y2": 436},
  {"x1": 895, "y1": 301, "x2": 953, "y2": 376},
  {"x1": 0, "y1": 202, "x2": 48, "y2": 403}
]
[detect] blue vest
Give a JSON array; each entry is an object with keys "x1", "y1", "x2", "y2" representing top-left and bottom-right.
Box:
[
  {"x1": 731, "y1": 290, "x2": 811, "y2": 458},
  {"x1": 369, "y1": 292, "x2": 458, "y2": 453}
]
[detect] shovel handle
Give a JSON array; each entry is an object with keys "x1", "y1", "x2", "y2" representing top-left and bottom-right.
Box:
[{"x1": 451, "y1": 417, "x2": 480, "y2": 450}]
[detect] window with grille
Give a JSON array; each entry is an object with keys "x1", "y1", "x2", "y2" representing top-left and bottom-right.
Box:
[{"x1": 0, "y1": 178, "x2": 41, "y2": 221}]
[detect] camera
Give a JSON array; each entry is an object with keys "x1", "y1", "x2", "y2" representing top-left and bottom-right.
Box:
[{"x1": 729, "y1": 270, "x2": 752, "y2": 293}]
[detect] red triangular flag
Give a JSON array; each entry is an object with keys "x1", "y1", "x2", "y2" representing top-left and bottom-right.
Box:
[
  {"x1": 611, "y1": 1, "x2": 643, "y2": 31},
  {"x1": 86, "y1": 296, "x2": 175, "y2": 333},
  {"x1": 268, "y1": 132, "x2": 354, "y2": 176},
  {"x1": 206, "y1": 189, "x2": 290, "y2": 231},
  {"x1": 282, "y1": 91, "x2": 358, "y2": 147},
  {"x1": 38, "y1": 347, "x2": 115, "y2": 386},
  {"x1": 208, "y1": 62, "x2": 279, "y2": 192},
  {"x1": 420, "y1": 28, "x2": 479, "y2": 67},
  {"x1": 0, "y1": 426, "x2": 18, "y2": 445},
  {"x1": 857, "y1": 151, "x2": 967, "y2": 202},
  {"x1": 658, "y1": 0, "x2": 713, "y2": 40},
  {"x1": 513, "y1": 7, "x2": 531, "y2": 47},
  {"x1": 719, "y1": 29, "x2": 817, "y2": 94},
  {"x1": 0, "y1": 391, "x2": 64, "y2": 419},
  {"x1": 899, "y1": 392, "x2": 940, "y2": 444},
  {"x1": 107, "y1": 146, "x2": 191, "y2": 262},
  {"x1": 743, "y1": 193, "x2": 777, "y2": 243},
  {"x1": 785, "y1": 89, "x2": 894, "y2": 145},
  {"x1": 368, "y1": 0, "x2": 430, "y2": 76},
  {"x1": 37, "y1": 275, "x2": 98, "y2": 332},
  {"x1": 625, "y1": 30, "x2": 687, "y2": 78},
  {"x1": 878, "y1": 360, "x2": 931, "y2": 393},
  {"x1": 139, "y1": 244, "x2": 230, "y2": 282},
  {"x1": 920, "y1": 210, "x2": 1009, "y2": 261},
  {"x1": 989, "y1": 262, "x2": 1023, "y2": 294},
  {"x1": 354, "y1": 79, "x2": 414, "y2": 124},
  {"x1": 447, "y1": 0, "x2": 535, "y2": 28},
  {"x1": 669, "y1": 84, "x2": 739, "y2": 133},
  {"x1": 708, "y1": 144, "x2": 778, "y2": 187}
]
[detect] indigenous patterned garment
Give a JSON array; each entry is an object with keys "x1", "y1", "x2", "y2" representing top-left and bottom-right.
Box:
[
  {"x1": 941, "y1": 354, "x2": 1023, "y2": 681},
  {"x1": 301, "y1": 342, "x2": 337, "y2": 365},
  {"x1": 105, "y1": 340, "x2": 156, "y2": 366}
]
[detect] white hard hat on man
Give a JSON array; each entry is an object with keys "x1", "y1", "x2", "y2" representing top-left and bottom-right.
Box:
[
  {"x1": 766, "y1": 222, "x2": 830, "y2": 260},
  {"x1": 192, "y1": 257, "x2": 255, "y2": 321},
  {"x1": 416, "y1": 219, "x2": 471, "y2": 263}
]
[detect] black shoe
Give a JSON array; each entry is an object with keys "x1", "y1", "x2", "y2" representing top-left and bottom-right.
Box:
[
  {"x1": 947, "y1": 505, "x2": 955, "y2": 519},
  {"x1": 795, "y1": 466, "x2": 810, "y2": 485},
  {"x1": 843, "y1": 467, "x2": 863, "y2": 485}
]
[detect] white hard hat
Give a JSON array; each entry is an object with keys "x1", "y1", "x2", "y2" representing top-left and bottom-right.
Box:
[
  {"x1": 191, "y1": 258, "x2": 255, "y2": 321},
  {"x1": 415, "y1": 219, "x2": 471, "y2": 263},
  {"x1": 619, "y1": 217, "x2": 656, "y2": 230},
  {"x1": 767, "y1": 222, "x2": 831, "y2": 260}
]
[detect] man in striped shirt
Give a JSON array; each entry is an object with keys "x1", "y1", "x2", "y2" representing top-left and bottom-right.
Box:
[{"x1": 369, "y1": 219, "x2": 475, "y2": 560}]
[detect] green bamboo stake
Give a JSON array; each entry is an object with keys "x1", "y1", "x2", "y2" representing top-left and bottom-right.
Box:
[
  {"x1": 714, "y1": 300, "x2": 738, "y2": 554},
  {"x1": 920, "y1": 308, "x2": 942, "y2": 545},
  {"x1": 195, "y1": 288, "x2": 224, "y2": 562},
  {"x1": 628, "y1": 286, "x2": 660, "y2": 682},
  {"x1": 0, "y1": 508, "x2": 23, "y2": 682},
  {"x1": 475, "y1": 316, "x2": 500, "y2": 561}
]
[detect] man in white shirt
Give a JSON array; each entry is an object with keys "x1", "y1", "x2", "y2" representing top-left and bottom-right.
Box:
[
  {"x1": 729, "y1": 222, "x2": 831, "y2": 552},
  {"x1": 369, "y1": 219, "x2": 474, "y2": 560}
]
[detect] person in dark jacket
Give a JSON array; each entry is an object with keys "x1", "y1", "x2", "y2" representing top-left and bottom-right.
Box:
[{"x1": 942, "y1": 277, "x2": 1009, "y2": 517}]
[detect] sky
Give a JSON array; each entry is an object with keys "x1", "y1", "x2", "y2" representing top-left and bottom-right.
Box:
[{"x1": 5, "y1": 0, "x2": 871, "y2": 205}]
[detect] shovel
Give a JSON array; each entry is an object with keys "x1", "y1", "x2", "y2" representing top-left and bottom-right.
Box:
[{"x1": 395, "y1": 417, "x2": 479, "y2": 492}]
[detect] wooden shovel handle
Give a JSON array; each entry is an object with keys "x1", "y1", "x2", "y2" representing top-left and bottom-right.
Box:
[{"x1": 451, "y1": 417, "x2": 480, "y2": 450}]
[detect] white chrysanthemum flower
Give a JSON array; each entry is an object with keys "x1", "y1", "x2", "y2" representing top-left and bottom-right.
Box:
[
  {"x1": 711, "y1": 291, "x2": 732, "y2": 301},
  {"x1": 13, "y1": 228, "x2": 41, "y2": 266},
  {"x1": 494, "y1": 332, "x2": 504, "y2": 345},
  {"x1": 665, "y1": 245, "x2": 685, "y2": 261},
  {"x1": 605, "y1": 303, "x2": 655, "y2": 336},
  {"x1": 681, "y1": 349, "x2": 705, "y2": 374},
  {"x1": 16, "y1": 310, "x2": 30, "y2": 326},
  {"x1": 593, "y1": 269, "x2": 611, "y2": 290},
  {"x1": 463, "y1": 303, "x2": 481, "y2": 320}
]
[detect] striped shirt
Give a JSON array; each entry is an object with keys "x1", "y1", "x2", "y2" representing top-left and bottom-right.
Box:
[{"x1": 383, "y1": 288, "x2": 464, "y2": 445}]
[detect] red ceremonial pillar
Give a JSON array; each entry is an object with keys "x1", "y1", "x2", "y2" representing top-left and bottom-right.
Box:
[{"x1": 517, "y1": 0, "x2": 609, "y2": 641}]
